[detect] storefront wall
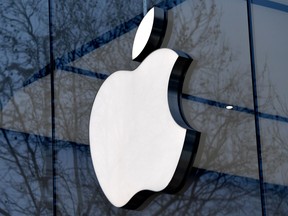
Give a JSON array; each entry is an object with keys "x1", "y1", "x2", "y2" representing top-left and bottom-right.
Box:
[{"x1": 0, "y1": 0, "x2": 287, "y2": 215}]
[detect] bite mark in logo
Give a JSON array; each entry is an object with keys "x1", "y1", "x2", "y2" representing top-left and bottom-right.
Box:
[{"x1": 89, "y1": 7, "x2": 201, "y2": 210}]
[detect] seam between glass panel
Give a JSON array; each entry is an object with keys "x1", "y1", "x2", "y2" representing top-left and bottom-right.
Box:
[
  {"x1": 48, "y1": 0, "x2": 56, "y2": 215},
  {"x1": 247, "y1": 0, "x2": 267, "y2": 215}
]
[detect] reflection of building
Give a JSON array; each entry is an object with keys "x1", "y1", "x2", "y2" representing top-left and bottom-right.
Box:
[{"x1": 0, "y1": 0, "x2": 287, "y2": 215}]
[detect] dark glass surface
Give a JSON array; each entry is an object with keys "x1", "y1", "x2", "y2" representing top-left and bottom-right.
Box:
[
  {"x1": 0, "y1": 0, "x2": 53, "y2": 215},
  {"x1": 1, "y1": 0, "x2": 287, "y2": 215},
  {"x1": 251, "y1": 1, "x2": 288, "y2": 214},
  {"x1": 0, "y1": 130, "x2": 53, "y2": 215}
]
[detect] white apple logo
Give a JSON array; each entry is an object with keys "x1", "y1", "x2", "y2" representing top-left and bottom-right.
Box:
[{"x1": 89, "y1": 7, "x2": 200, "y2": 209}]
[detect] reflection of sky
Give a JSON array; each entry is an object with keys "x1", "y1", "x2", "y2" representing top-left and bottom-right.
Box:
[{"x1": 253, "y1": 4, "x2": 288, "y2": 115}]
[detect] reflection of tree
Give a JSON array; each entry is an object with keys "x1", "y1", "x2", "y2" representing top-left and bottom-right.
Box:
[
  {"x1": 52, "y1": 0, "x2": 143, "y2": 59},
  {"x1": 146, "y1": 169, "x2": 261, "y2": 216},
  {"x1": 0, "y1": 0, "x2": 50, "y2": 108},
  {"x1": 54, "y1": 143, "x2": 102, "y2": 216},
  {"x1": 148, "y1": 0, "x2": 264, "y2": 215},
  {"x1": 1, "y1": 0, "x2": 287, "y2": 215},
  {"x1": 255, "y1": 63, "x2": 288, "y2": 215},
  {"x1": 0, "y1": 0, "x2": 259, "y2": 215},
  {"x1": 171, "y1": 0, "x2": 260, "y2": 179},
  {"x1": 171, "y1": 1, "x2": 288, "y2": 215},
  {"x1": 0, "y1": 0, "x2": 141, "y2": 215},
  {"x1": 0, "y1": 129, "x2": 53, "y2": 215}
]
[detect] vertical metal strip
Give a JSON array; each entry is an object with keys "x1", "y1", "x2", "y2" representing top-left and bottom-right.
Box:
[
  {"x1": 246, "y1": 1, "x2": 266, "y2": 215},
  {"x1": 48, "y1": 0, "x2": 56, "y2": 215}
]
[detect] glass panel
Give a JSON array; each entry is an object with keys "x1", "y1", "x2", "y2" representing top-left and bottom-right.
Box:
[
  {"x1": 252, "y1": 3, "x2": 288, "y2": 214},
  {"x1": 0, "y1": 0, "x2": 52, "y2": 215},
  {"x1": 171, "y1": 0, "x2": 256, "y2": 176}
]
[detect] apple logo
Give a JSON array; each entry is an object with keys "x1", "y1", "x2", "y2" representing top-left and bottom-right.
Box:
[{"x1": 89, "y1": 7, "x2": 201, "y2": 210}]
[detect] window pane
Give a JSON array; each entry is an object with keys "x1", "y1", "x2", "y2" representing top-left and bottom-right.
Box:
[
  {"x1": 252, "y1": 2, "x2": 288, "y2": 214},
  {"x1": 0, "y1": 0, "x2": 53, "y2": 215}
]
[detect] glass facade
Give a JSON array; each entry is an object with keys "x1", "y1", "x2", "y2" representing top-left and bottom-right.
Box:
[{"x1": 0, "y1": 0, "x2": 287, "y2": 215}]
